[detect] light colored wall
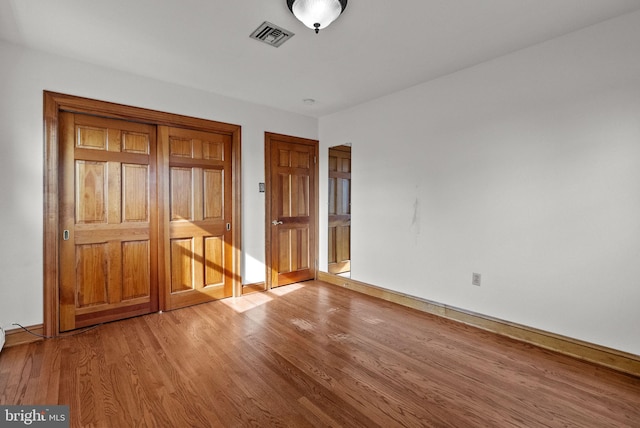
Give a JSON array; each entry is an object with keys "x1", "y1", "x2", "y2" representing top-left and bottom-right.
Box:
[
  {"x1": 3, "y1": 10, "x2": 640, "y2": 356},
  {"x1": 0, "y1": 40, "x2": 317, "y2": 331},
  {"x1": 319, "y1": 11, "x2": 640, "y2": 355}
]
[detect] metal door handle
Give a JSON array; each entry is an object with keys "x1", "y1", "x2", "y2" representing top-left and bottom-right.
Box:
[{"x1": 272, "y1": 220, "x2": 283, "y2": 225}]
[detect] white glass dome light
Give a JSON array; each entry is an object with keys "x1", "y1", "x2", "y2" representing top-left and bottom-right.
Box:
[{"x1": 287, "y1": 0, "x2": 348, "y2": 34}]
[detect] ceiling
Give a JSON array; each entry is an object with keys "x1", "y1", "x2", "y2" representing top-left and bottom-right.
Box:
[{"x1": 2, "y1": 0, "x2": 640, "y2": 117}]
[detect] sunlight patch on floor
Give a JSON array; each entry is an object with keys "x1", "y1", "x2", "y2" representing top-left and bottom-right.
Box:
[
  {"x1": 269, "y1": 282, "x2": 306, "y2": 296},
  {"x1": 220, "y1": 282, "x2": 307, "y2": 313},
  {"x1": 221, "y1": 292, "x2": 273, "y2": 313}
]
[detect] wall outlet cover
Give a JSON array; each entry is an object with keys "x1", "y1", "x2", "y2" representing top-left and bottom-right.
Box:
[{"x1": 472, "y1": 273, "x2": 481, "y2": 286}]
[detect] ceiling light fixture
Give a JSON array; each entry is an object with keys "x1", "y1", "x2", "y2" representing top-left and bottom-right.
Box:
[{"x1": 287, "y1": 0, "x2": 348, "y2": 34}]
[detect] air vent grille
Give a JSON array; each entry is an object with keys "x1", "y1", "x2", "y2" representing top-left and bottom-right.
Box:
[{"x1": 250, "y1": 21, "x2": 294, "y2": 48}]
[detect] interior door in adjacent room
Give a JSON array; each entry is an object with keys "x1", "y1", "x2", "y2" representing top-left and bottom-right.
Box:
[
  {"x1": 266, "y1": 133, "x2": 318, "y2": 288},
  {"x1": 59, "y1": 113, "x2": 158, "y2": 331},
  {"x1": 161, "y1": 126, "x2": 234, "y2": 310},
  {"x1": 328, "y1": 145, "x2": 351, "y2": 275}
]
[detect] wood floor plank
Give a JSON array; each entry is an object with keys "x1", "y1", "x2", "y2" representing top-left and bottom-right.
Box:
[{"x1": 1, "y1": 280, "x2": 639, "y2": 427}]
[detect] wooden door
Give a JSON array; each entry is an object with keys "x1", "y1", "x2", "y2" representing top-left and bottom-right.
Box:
[
  {"x1": 161, "y1": 126, "x2": 234, "y2": 309},
  {"x1": 59, "y1": 113, "x2": 158, "y2": 331},
  {"x1": 266, "y1": 133, "x2": 318, "y2": 288},
  {"x1": 328, "y1": 145, "x2": 351, "y2": 274}
]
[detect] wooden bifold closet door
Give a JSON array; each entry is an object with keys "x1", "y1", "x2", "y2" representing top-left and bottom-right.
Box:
[
  {"x1": 58, "y1": 113, "x2": 235, "y2": 332},
  {"x1": 160, "y1": 126, "x2": 234, "y2": 310},
  {"x1": 59, "y1": 113, "x2": 159, "y2": 331}
]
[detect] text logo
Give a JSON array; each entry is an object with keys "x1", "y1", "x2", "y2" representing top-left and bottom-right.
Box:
[{"x1": 0, "y1": 406, "x2": 69, "y2": 428}]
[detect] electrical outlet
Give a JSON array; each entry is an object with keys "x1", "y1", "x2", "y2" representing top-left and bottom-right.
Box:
[{"x1": 472, "y1": 273, "x2": 481, "y2": 286}]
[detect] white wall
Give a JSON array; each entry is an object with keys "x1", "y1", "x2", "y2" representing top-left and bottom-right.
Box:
[
  {"x1": 319, "y1": 11, "x2": 640, "y2": 355},
  {"x1": 3, "y1": 10, "x2": 640, "y2": 357},
  {"x1": 0, "y1": 40, "x2": 317, "y2": 331}
]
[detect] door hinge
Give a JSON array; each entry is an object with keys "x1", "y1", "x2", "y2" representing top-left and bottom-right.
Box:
[{"x1": 314, "y1": 156, "x2": 317, "y2": 164}]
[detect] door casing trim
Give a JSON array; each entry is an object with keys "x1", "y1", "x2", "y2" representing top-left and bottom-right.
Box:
[{"x1": 43, "y1": 91, "x2": 242, "y2": 336}]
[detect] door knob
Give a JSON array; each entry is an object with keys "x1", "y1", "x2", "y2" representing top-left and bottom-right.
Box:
[{"x1": 272, "y1": 220, "x2": 283, "y2": 225}]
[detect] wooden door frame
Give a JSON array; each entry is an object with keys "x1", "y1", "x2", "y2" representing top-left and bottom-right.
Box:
[
  {"x1": 43, "y1": 91, "x2": 242, "y2": 337},
  {"x1": 264, "y1": 132, "x2": 319, "y2": 290}
]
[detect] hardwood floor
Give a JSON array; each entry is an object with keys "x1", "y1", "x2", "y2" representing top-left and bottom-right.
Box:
[{"x1": 1, "y1": 281, "x2": 639, "y2": 427}]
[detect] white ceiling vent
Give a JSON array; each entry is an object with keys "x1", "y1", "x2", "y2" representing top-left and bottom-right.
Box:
[{"x1": 250, "y1": 21, "x2": 294, "y2": 48}]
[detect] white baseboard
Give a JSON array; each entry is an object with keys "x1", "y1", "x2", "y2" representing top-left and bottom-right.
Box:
[{"x1": 0, "y1": 326, "x2": 5, "y2": 352}]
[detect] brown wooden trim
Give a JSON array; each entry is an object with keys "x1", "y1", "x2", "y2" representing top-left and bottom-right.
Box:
[
  {"x1": 317, "y1": 271, "x2": 640, "y2": 377},
  {"x1": 156, "y1": 125, "x2": 170, "y2": 312},
  {"x1": 43, "y1": 93, "x2": 60, "y2": 337},
  {"x1": 330, "y1": 144, "x2": 352, "y2": 153},
  {"x1": 44, "y1": 92, "x2": 241, "y2": 133},
  {"x1": 232, "y1": 128, "x2": 242, "y2": 297},
  {"x1": 264, "y1": 132, "x2": 319, "y2": 289},
  {"x1": 242, "y1": 282, "x2": 266, "y2": 294},
  {"x1": 264, "y1": 134, "x2": 274, "y2": 289},
  {"x1": 313, "y1": 140, "x2": 319, "y2": 281},
  {"x1": 43, "y1": 91, "x2": 243, "y2": 336},
  {"x1": 4, "y1": 324, "x2": 45, "y2": 348}
]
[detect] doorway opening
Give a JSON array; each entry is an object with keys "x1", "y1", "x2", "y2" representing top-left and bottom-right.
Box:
[{"x1": 328, "y1": 144, "x2": 351, "y2": 277}]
